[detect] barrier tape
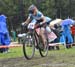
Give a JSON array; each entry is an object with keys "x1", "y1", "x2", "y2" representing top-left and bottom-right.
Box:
[
  {"x1": 0, "y1": 43, "x2": 75, "y2": 48},
  {"x1": 0, "y1": 45, "x2": 22, "y2": 48},
  {"x1": 0, "y1": 43, "x2": 61, "y2": 48}
]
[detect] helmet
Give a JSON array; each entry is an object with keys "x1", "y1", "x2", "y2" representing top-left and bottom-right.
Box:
[{"x1": 28, "y1": 4, "x2": 36, "y2": 14}]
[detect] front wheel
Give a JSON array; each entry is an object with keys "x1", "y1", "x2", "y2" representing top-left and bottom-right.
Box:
[{"x1": 23, "y1": 33, "x2": 35, "y2": 60}]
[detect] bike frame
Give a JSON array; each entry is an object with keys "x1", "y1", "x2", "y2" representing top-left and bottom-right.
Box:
[{"x1": 22, "y1": 23, "x2": 49, "y2": 59}]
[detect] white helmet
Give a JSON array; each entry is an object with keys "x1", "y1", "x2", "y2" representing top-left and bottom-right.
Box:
[{"x1": 28, "y1": 4, "x2": 36, "y2": 14}]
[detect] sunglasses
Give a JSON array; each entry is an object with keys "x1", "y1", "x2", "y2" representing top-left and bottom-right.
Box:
[{"x1": 29, "y1": 10, "x2": 34, "y2": 14}]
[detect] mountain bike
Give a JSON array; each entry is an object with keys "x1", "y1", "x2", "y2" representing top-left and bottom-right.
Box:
[{"x1": 22, "y1": 23, "x2": 49, "y2": 60}]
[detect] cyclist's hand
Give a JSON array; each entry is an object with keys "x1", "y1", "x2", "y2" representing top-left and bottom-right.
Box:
[
  {"x1": 21, "y1": 22, "x2": 28, "y2": 33},
  {"x1": 39, "y1": 22, "x2": 43, "y2": 25},
  {"x1": 21, "y1": 22, "x2": 27, "y2": 27},
  {"x1": 21, "y1": 22, "x2": 25, "y2": 26}
]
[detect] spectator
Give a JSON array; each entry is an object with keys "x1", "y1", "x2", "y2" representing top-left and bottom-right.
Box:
[
  {"x1": 71, "y1": 25, "x2": 75, "y2": 43},
  {"x1": 0, "y1": 13, "x2": 11, "y2": 53},
  {"x1": 60, "y1": 18, "x2": 74, "y2": 48},
  {"x1": 48, "y1": 19, "x2": 63, "y2": 50}
]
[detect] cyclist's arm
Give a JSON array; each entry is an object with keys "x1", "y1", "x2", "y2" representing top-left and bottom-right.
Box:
[
  {"x1": 41, "y1": 16, "x2": 46, "y2": 24},
  {"x1": 24, "y1": 16, "x2": 31, "y2": 24},
  {"x1": 37, "y1": 11, "x2": 46, "y2": 24}
]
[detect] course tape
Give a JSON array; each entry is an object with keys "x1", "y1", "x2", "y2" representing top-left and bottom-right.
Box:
[{"x1": 0, "y1": 45, "x2": 22, "y2": 48}]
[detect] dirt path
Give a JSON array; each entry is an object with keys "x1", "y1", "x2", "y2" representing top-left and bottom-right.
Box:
[
  {"x1": 0, "y1": 57, "x2": 63, "y2": 67},
  {"x1": 0, "y1": 55, "x2": 75, "y2": 67},
  {"x1": 0, "y1": 42, "x2": 75, "y2": 67}
]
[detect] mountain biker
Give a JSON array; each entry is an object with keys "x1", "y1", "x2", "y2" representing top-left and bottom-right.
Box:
[{"x1": 22, "y1": 4, "x2": 52, "y2": 48}]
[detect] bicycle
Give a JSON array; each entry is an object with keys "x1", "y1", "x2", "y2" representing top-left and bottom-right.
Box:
[{"x1": 22, "y1": 23, "x2": 49, "y2": 60}]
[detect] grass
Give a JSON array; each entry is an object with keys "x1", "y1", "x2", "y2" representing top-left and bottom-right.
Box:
[
  {"x1": 47, "y1": 47, "x2": 75, "y2": 67},
  {"x1": 0, "y1": 45, "x2": 75, "y2": 59},
  {"x1": 0, "y1": 46, "x2": 75, "y2": 67},
  {"x1": 0, "y1": 47, "x2": 23, "y2": 59}
]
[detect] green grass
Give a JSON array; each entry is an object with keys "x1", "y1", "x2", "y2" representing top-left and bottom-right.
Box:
[
  {"x1": 0, "y1": 45, "x2": 75, "y2": 60},
  {"x1": 0, "y1": 47, "x2": 23, "y2": 59},
  {"x1": 0, "y1": 46, "x2": 75, "y2": 67}
]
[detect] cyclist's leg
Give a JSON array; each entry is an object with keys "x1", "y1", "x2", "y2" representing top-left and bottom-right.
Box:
[{"x1": 39, "y1": 27, "x2": 46, "y2": 48}]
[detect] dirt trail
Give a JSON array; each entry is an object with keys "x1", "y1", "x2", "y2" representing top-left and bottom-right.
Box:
[
  {"x1": 0, "y1": 42, "x2": 75, "y2": 67},
  {"x1": 0, "y1": 55, "x2": 75, "y2": 67}
]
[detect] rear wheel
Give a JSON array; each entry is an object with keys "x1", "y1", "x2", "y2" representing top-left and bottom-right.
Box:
[
  {"x1": 39, "y1": 38, "x2": 48, "y2": 57},
  {"x1": 23, "y1": 33, "x2": 35, "y2": 60}
]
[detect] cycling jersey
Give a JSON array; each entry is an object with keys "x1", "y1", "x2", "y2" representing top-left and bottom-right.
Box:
[{"x1": 28, "y1": 11, "x2": 51, "y2": 24}]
